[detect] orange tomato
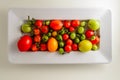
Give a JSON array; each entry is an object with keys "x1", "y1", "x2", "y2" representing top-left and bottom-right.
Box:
[{"x1": 47, "y1": 37, "x2": 58, "y2": 52}]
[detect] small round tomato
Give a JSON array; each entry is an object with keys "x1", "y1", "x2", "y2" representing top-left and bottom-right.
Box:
[
  {"x1": 17, "y1": 35, "x2": 32, "y2": 51},
  {"x1": 34, "y1": 35, "x2": 41, "y2": 43},
  {"x1": 40, "y1": 43, "x2": 47, "y2": 51},
  {"x1": 69, "y1": 26, "x2": 75, "y2": 32},
  {"x1": 71, "y1": 20, "x2": 80, "y2": 28},
  {"x1": 64, "y1": 45, "x2": 72, "y2": 53},
  {"x1": 85, "y1": 30, "x2": 94, "y2": 38},
  {"x1": 34, "y1": 20, "x2": 42, "y2": 28},
  {"x1": 31, "y1": 44, "x2": 38, "y2": 51},
  {"x1": 72, "y1": 43, "x2": 78, "y2": 51},
  {"x1": 66, "y1": 39, "x2": 73, "y2": 46},
  {"x1": 91, "y1": 36, "x2": 100, "y2": 44},
  {"x1": 62, "y1": 34, "x2": 69, "y2": 41},
  {"x1": 33, "y1": 28, "x2": 40, "y2": 35},
  {"x1": 41, "y1": 26, "x2": 49, "y2": 34},
  {"x1": 50, "y1": 20, "x2": 63, "y2": 31},
  {"x1": 63, "y1": 20, "x2": 71, "y2": 28}
]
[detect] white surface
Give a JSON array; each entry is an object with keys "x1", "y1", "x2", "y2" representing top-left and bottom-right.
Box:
[
  {"x1": 0, "y1": 0, "x2": 120, "y2": 80},
  {"x1": 8, "y1": 8, "x2": 111, "y2": 64}
]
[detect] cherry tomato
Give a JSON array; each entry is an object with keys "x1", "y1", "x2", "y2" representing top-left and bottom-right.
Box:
[
  {"x1": 85, "y1": 30, "x2": 94, "y2": 38},
  {"x1": 91, "y1": 36, "x2": 100, "y2": 44},
  {"x1": 40, "y1": 43, "x2": 47, "y2": 51},
  {"x1": 17, "y1": 35, "x2": 32, "y2": 51},
  {"x1": 62, "y1": 34, "x2": 69, "y2": 41},
  {"x1": 34, "y1": 35, "x2": 41, "y2": 43},
  {"x1": 72, "y1": 43, "x2": 78, "y2": 51},
  {"x1": 50, "y1": 20, "x2": 63, "y2": 31},
  {"x1": 33, "y1": 28, "x2": 40, "y2": 35},
  {"x1": 31, "y1": 44, "x2": 38, "y2": 51},
  {"x1": 64, "y1": 45, "x2": 72, "y2": 53},
  {"x1": 71, "y1": 20, "x2": 80, "y2": 28},
  {"x1": 69, "y1": 26, "x2": 75, "y2": 32},
  {"x1": 34, "y1": 20, "x2": 42, "y2": 28},
  {"x1": 63, "y1": 20, "x2": 71, "y2": 28},
  {"x1": 41, "y1": 26, "x2": 49, "y2": 34},
  {"x1": 66, "y1": 39, "x2": 73, "y2": 46}
]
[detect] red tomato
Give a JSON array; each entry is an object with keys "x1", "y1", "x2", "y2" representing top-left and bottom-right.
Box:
[
  {"x1": 72, "y1": 43, "x2": 78, "y2": 51},
  {"x1": 69, "y1": 26, "x2": 75, "y2": 32},
  {"x1": 34, "y1": 20, "x2": 42, "y2": 28},
  {"x1": 91, "y1": 36, "x2": 100, "y2": 44},
  {"x1": 17, "y1": 35, "x2": 32, "y2": 51},
  {"x1": 71, "y1": 20, "x2": 80, "y2": 28},
  {"x1": 64, "y1": 45, "x2": 72, "y2": 53},
  {"x1": 33, "y1": 28, "x2": 40, "y2": 35},
  {"x1": 50, "y1": 20, "x2": 63, "y2": 31},
  {"x1": 34, "y1": 35, "x2": 41, "y2": 43},
  {"x1": 85, "y1": 30, "x2": 94, "y2": 38},
  {"x1": 40, "y1": 43, "x2": 47, "y2": 51},
  {"x1": 41, "y1": 26, "x2": 49, "y2": 34},
  {"x1": 31, "y1": 44, "x2": 38, "y2": 51},
  {"x1": 62, "y1": 34, "x2": 69, "y2": 41},
  {"x1": 63, "y1": 20, "x2": 71, "y2": 28},
  {"x1": 66, "y1": 39, "x2": 73, "y2": 46}
]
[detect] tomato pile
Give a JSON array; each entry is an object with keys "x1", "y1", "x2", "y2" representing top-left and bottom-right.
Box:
[{"x1": 17, "y1": 16, "x2": 100, "y2": 54}]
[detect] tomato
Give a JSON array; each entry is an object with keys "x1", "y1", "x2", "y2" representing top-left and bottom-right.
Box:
[
  {"x1": 71, "y1": 20, "x2": 80, "y2": 28},
  {"x1": 72, "y1": 43, "x2": 78, "y2": 51},
  {"x1": 63, "y1": 20, "x2": 71, "y2": 28},
  {"x1": 33, "y1": 28, "x2": 40, "y2": 35},
  {"x1": 40, "y1": 43, "x2": 47, "y2": 51},
  {"x1": 69, "y1": 26, "x2": 75, "y2": 32},
  {"x1": 85, "y1": 30, "x2": 94, "y2": 38},
  {"x1": 34, "y1": 20, "x2": 42, "y2": 28},
  {"x1": 64, "y1": 45, "x2": 72, "y2": 53},
  {"x1": 62, "y1": 34, "x2": 69, "y2": 41},
  {"x1": 41, "y1": 26, "x2": 49, "y2": 34},
  {"x1": 31, "y1": 44, "x2": 38, "y2": 51},
  {"x1": 34, "y1": 35, "x2": 41, "y2": 43},
  {"x1": 50, "y1": 20, "x2": 63, "y2": 31},
  {"x1": 17, "y1": 35, "x2": 32, "y2": 51},
  {"x1": 91, "y1": 36, "x2": 100, "y2": 44},
  {"x1": 66, "y1": 39, "x2": 73, "y2": 46}
]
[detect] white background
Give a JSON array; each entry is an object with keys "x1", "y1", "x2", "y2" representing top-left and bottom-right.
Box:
[{"x1": 0, "y1": 0, "x2": 120, "y2": 80}]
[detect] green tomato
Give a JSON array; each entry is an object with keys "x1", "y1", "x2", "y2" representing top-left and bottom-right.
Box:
[
  {"x1": 88, "y1": 19, "x2": 100, "y2": 30},
  {"x1": 58, "y1": 48, "x2": 64, "y2": 55},
  {"x1": 47, "y1": 32, "x2": 51, "y2": 37},
  {"x1": 70, "y1": 32, "x2": 76, "y2": 40},
  {"x1": 59, "y1": 41, "x2": 65, "y2": 48},
  {"x1": 92, "y1": 45, "x2": 98, "y2": 50},
  {"x1": 45, "y1": 20, "x2": 50, "y2": 25},
  {"x1": 21, "y1": 23, "x2": 32, "y2": 33},
  {"x1": 78, "y1": 40, "x2": 92, "y2": 52},
  {"x1": 77, "y1": 27, "x2": 84, "y2": 34},
  {"x1": 56, "y1": 35, "x2": 63, "y2": 41},
  {"x1": 42, "y1": 35, "x2": 49, "y2": 42},
  {"x1": 74, "y1": 37, "x2": 80, "y2": 44},
  {"x1": 80, "y1": 34, "x2": 86, "y2": 41},
  {"x1": 80, "y1": 21, "x2": 86, "y2": 27}
]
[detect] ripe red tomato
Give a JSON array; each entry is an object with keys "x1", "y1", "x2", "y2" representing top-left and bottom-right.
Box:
[
  {"x1": 63, "y1": 20, "x2": 71, "y2": 28},
  {"x1": 91, "y1": 36, "x2": 100, "y2": 44},
  {"x1": 85, "y1": 30, "x2": 94, "y2": 38},
  {"x1": 66, "y1": 39, "x2": 73, "y2": 46},
  {"x1": 72, "y1": 43, "x2": 78, "y2": 51},
  {"x1": 31, "y1": 44, "x2": 38, "y2": 51},
  {"x1": 33, "y1": 28, "x2": 40, "y2": 35},
  {"x1": 17, "y1": 35, "x2": 32, "y2": 51},
  {"x1": 34, "y1": 20, "x2": 42, "y2": 28},
  {"x1": 62, "y1": 34, "x2": 69, "y2": 41},
  {"x1": 71, "y1": 20, "x2": 80, "y2": 28},
  {"x1": 50, "y1": 20, "x2": 63, "y2": 31},
  {"x1": 41, "y1": 26, "x2": 49, "y2": 34},
  {"x1": 40, "y1": 43, "x2": 47, "y2": 51},
  {"x1": 69, "y1": 26, "x2": 75, "y2": 32},
  {"x1": 64, "y1": 45, "x2": 72, "y2": 53},
  {"x1": 34, "y1": 35, "x2": 41, "y2": 43}
]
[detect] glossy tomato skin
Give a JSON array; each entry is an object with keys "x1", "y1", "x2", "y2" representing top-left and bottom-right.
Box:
[
  {"x1": 72, "y1": 43, "x2": 78, "y2": 51},
  {"x1": 69, "y1": 26, "x2": 75, "y2": 32},
  {"x1": 91, "y1": 36, "x2": 100, "y2": 44},
  {"x1": 34, "y1": 35, "x2": 41, "y2": 43},
  {"x1": 64, "y1": 45, "x2": 72, "y2": 53},
  {"x1": 66, "y1": 39, "x2": 73, "y2": 46},
  {"x1": 33, "y1": 28, "x2": 40, "y2": 35},
  {"x1": 41, "y1": 26, "x2": 49, "y2": 34},
  {"x1": 40, "y1": 43, "x2": 47, "y2": 51},
  {"x1": 50, "y1": 20, "x2": 63, "y2": 31},
  {"x1": 71, "y1": 20, "x2": 80, "y2": 28},
  {"x1": 85, "y1": 30, "x2": 94, "y2": 38},
  {"x1": 17, "y1": 35, "x2": 32, "y2": 51},
  {"x1": 62, "y1": 34, "x2": 69, "y2": 41},
  {"x1": 64, "y1": 20, "x2": 71, "y2": 28},
  {"x1": 31, "y1": 44, "x2": 38, "y2": 51},
  {"x1": 34, "y1": 20, "x2": 42, "y2": 28}
]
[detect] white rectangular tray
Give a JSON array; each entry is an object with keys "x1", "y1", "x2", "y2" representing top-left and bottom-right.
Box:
[{"x1": 8, "y1": 8, "x2": 112, "y2": 64}]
